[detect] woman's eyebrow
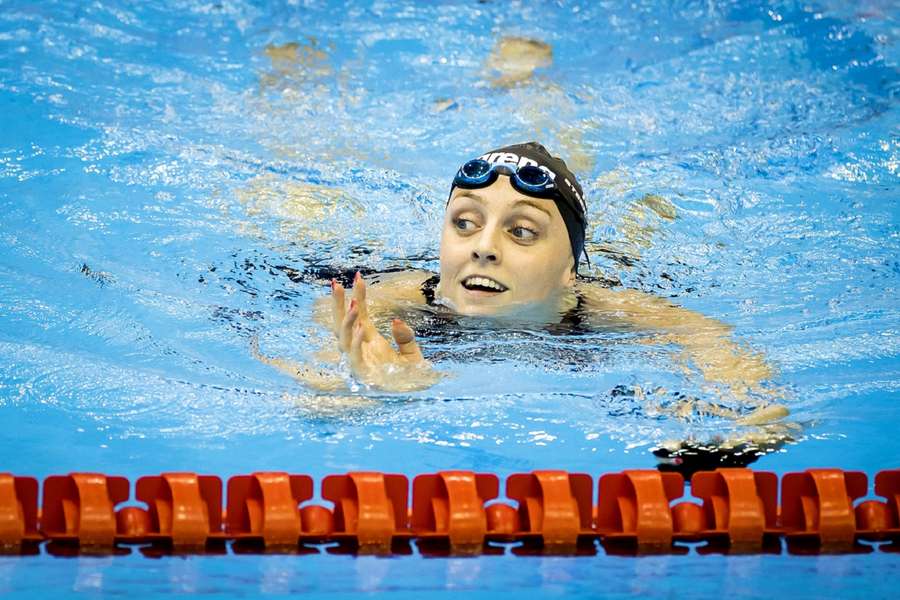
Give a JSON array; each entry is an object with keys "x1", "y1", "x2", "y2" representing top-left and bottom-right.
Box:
[
  {"x1": 513, "y1": 199, "x2": 552, "y2": 218},
  {"x1": 452, "y1": 192, "x2": 551, "y2": 218},
  {"x1": 453, "y1": 191, "x2": 486, "y2": 204}
]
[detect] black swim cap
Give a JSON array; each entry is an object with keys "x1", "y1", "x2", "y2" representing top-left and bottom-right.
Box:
[{"x1": 450, "y1": 141, "x2": 588, "y2": 272}]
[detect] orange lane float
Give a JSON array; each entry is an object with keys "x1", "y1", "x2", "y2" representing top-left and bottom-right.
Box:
[
  {"x1": 321, "y1": 471, "x2": 408, "y2": 551},
  {"x1": 0, "y1": 474, "x2": 40, "y2": 552},
  {"x1": 0, "y1": 468, "x2": 897, "y2": 556},
  {"x1": 226, "y1": 472, "x2": 313, "y2": 549},
  {"x1": 42, "y1": 473, "x2": 128, "y2": 549},
  {"x1": 856, "y1": 469, "x2": 900, "y2": 538},
  {"x1": 131, "y1": 472, "x2": 228, "y2": 550},
  {"x1": 596, "y1": 469, "x2": 683, "y2": 549},
  {"x1": 411, "y1": 471, "x2": 498, "y2": 551},
  {"x1": 678, "y1": 468, "x2": 779, "y2": 551},
  {"x1": 505, "y1": 470, "x2": 594, "y2": 548}
]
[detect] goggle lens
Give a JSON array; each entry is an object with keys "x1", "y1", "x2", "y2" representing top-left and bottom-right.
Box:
[
  {"x1": 516, "y1": 165, "x2": 550, "y2": 187},
  {"x1": 460, "y1": 159, "x2": 492, "y2": 180},
  {"x1": 455, "y1": 159, "x2": 555, "y2": 197}
]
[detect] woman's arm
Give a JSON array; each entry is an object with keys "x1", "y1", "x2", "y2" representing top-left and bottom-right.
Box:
[
  {"x1": 579, "y1": 284, "x2": 779, "y2": 406},
  {"x1": 250, "y1": 335, "x2": 346, "y2": 392},
  {"x1": 580, "y1": 285, "x2": 796, "y2": 474}
]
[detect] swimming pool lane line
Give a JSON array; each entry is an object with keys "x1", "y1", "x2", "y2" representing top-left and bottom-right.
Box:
[{"x1": 1, "y1": 468, "x2": 898, "y2": 556}]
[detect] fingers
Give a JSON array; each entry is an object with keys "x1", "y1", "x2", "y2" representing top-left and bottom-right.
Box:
[
  {"x1": 349, "y1": 319, "x2": 367, "y2": 378},
  {"x1": 331, "y1": 279, "x2": 346, "y2": 337},
  {"x1": 391, "y1": 318, "x2": 424, "y2": 362},
  {"x1": 352, "y1": 272, "x2": 370, "y2": 322},
  {"x1": 339, "y1": 299, "x2": 359, "y2": 352},
  {"x1": 333, "y1": 273, "x2": 366, "y2": 339}
]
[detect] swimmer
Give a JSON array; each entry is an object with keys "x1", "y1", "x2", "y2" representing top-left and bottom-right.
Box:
[
  {"x1": 254, "y1": 141, "x2": 793, "y2": 473},
  {"x1": 318, "y1": 143, "x2": 776, "y2": 397}
]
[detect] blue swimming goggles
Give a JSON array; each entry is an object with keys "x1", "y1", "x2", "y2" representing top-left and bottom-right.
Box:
[{"x1": 453, "y1": 159, "x2": 557, "y2": 198}]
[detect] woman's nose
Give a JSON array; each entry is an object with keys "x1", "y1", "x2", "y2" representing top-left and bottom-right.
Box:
[
  {"x1": 471, "y1": 227, "x2": 501, "y2": 263},
  {"x1": 472, "y1": 247, "x2": 498, "y2": 262}
]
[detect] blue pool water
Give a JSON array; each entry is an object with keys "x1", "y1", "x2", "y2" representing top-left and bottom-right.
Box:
[{"x1": 1, "y1": 0, "x2": 898, "y2": 596}]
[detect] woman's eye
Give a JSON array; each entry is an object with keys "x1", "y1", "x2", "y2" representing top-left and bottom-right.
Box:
[
  {"x1": 510, "y1": 225, "x2": 538, "y2": 240},
  {"x1": 454, "y1": 218, "x2": 475, "y2": 231}
]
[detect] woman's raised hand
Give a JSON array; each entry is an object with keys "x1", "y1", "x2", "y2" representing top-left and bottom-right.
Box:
[{"x1": 330, "y1": 273, "x2": 438, "y2": 392}]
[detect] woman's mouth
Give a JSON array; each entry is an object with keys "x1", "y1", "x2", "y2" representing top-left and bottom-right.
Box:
[{"x1": 460, "y1": 275, "x2": 509, "y2": 295}]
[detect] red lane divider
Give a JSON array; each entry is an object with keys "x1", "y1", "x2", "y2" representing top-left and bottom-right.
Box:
[
  {"x1": 781, "y1": 468, "x2": 867, "y2": 549},
  {"x1": 596, "y1": 469, "x2": 683, "y2": 548},
  {"x1": 677, "y1": 468, "x2": 779, "y2": 550},
  {"x1": 321, "y1": 472, "x2": 407, "y2": 549},
  {"x1": 506, "y1": 470, "x2": 593, "y2": 547},
  {"x1": 411, "y1": 471, "x2": 497, "y2": 549},
  {"x1": 226, "y1": 472, "x2": 313, "y2": 548},
  {"x1": 135, "y1": 473, "x2": 227, "y2": 549},
  {"x1": 42, "y1": 473, "x2": 128, "y2": 548},
  {"x1": 0, "y1": 468, "x2": 897, "y2": 555},
  {"x1": 855, "y1": 469, "x2": 900, "y2": 539},
  {"x1": 0, "y1": 474, "x2": 39, "y2": 550}
]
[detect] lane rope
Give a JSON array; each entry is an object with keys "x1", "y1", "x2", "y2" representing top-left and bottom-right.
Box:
[{"x1": 1, "y1": 468, "x2": 898, "y2": 555}]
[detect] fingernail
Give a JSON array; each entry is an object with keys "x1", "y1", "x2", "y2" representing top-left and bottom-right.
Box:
[
  {"x1": 392, "y1": 318, "x2": 402, "y2": 326},
  {"x1": 330, "y1": 278, "x2": 336, "y2": 290},
  {"x1": 349, "y1": 299, "x2": 357, "y2": 310},
  {"x1": 354, "y1": 271, "x2": 361, "y2": 282}
]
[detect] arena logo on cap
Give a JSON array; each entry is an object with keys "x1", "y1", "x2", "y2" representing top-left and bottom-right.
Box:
[
  {"x1": 478, "y1": 152, "x2": 558, "y2": 181},
  {"x1": 479, "y1": 151, "x2": 586, "y2": 214}
]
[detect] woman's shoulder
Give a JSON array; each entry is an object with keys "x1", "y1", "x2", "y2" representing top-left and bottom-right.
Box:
[
  {"x1": 574, "y1": 277, "x2": 624, "y2": 303},
  {"x1": 574, "y1": 279, "x2": 671, "y2": 323}
]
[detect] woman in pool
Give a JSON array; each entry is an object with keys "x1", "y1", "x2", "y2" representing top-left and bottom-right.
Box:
[
  {"x1": 257, "y1": 142, "x2": 791, "y2": 467},
  {"x1": 327, "y1": 143, "x2": 776, "y2": 394}
]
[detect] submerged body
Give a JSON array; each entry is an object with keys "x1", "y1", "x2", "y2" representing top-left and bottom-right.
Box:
[
  {"x1": 311, "y1": 269, "x2": 778, "y2": 411},
  {"x1": 254, "y1": 142, "x2": 792, "y2": 468}
]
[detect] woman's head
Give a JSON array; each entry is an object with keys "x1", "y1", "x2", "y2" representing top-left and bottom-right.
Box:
[{"x1": 438, "y1": 142, "x2": 587, "y2": 316}]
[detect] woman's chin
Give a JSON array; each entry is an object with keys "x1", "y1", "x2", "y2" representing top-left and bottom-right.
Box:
[
  {"x1": 436, "y1": 286, "x2": 507, "y2": 315},
  {"x1": 458, "y1": 292, "x2": 578, "y2": 323},
  {"x1": 447, "y1": 296, "x2": 567, "y2": 322},
  {"x1": 458, "y1": 304, "x2": 506, "y2": 317},
  {"x1": 437, "y1": 285, "x2": 570, "y2": 320},
  {"x1": 442, "y1": 297, "x2": 506, "y2": 317}
]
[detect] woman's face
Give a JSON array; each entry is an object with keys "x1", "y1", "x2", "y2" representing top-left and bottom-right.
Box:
[{"x1": 438, "y1": 174, "x2": 575, "y2": 316}]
